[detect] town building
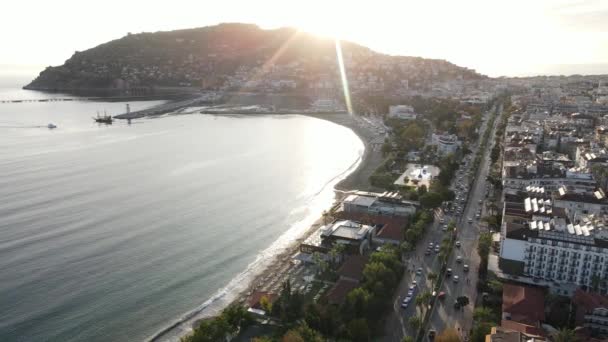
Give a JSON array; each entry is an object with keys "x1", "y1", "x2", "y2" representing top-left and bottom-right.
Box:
[
  {"x1": 485, "y1": 326, "x2": 545, "y2": 342},
  {"x1": 342, "y1": 191, "x2": 418, "y2": 217},
  {"x1": 319, "y1": 220, "x2": 374, "y2": 255},
  {"x1": 388, "y1": 105, "x2": 417, "y2": 120},
  {"x1": 431, "y1": 132, "x2": 462, "y2": 155},
  {"x1": 573, "y1": 289, "x2": 608, "y2": 337},
  {"x1": 497, "y1": 192, "x2": 608, "y2": 295}
]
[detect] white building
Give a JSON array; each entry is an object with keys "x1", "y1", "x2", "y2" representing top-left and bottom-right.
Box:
[
  {"x1": 431, "y1": 133, "x2": 461, "y2": 155},
  {"x1": 343, "y1": 191, "x2": 417, "y2": 217},
  {"x1": 498, "y1": 192, "x2": 608, "y2": 296},
  {"x1": 388, "y1": 105, "x2": 417, "y2": 120}
]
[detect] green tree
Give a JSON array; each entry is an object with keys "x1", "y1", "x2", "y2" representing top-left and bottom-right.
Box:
[
  {"x1": 408, "y1": 315, "x2": 422, "y2": 330},
  {"x1": 470, "y1": 322, "x2": 493, "y2": 342},
  {"x1": 456, "y1": 296, "x2": 469, "y2": 307},
  {"x1": 416, "y1": 290, "x2": 433, "y2": 314},
  {"x1": 477, "y1": 232, "x2": 492, "y2": 259},
  {"x1": 473, "y1": 307, "x2": 495, "y2": 323},
  {"x1": 363, "y1": 262, "x2": 397, "y2": 296},
  {"x1": 419, "y1": 192, "x2": 443, "y2": 209},
  {"x1": 282, "y1": 323, "x2": 324, "y2": 342},
  {"x1": 428, "y1": 272, "x2": 438, "y2": 289},
  {"x1": 400, "y1": 241, "x2": 414, "y2": 254},
  {"x1": 344, "y1": 287, "x2": 371, "y2": 319},
  {"x1": 347, "y1": 318, "x2": 370, "y2": 342},
  {"x1": 260, "y1": 295, "x2": 272, "y2": 313},
  {"x1": 552, "y1": 328, "x2": 577, "y2": 342}
]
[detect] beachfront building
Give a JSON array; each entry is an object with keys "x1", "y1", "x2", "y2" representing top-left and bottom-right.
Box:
[
  {"x1": 388, "y1": 105, "x2": 417, "y2": 120},
  {"x1": 297, "y1": 219, "x2": 375, "y2": 261},
  {"x1": 342, "y1": 191, "x2": 417, "y2": 217},
  {"x1": 320, "y1": 220, "x2": 374, "y2": 255},
  {"x1": 393, "y1": 164, "x2": 441, "y2": 189},
  {"x1": 497, "y1": 191, "x2": 608, "y2": 296}
]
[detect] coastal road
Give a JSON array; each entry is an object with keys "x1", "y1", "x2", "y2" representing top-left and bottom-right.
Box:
[
  {"x1": 382, "y1": 209, "x2": 452, "y2": 342},
  {"x1": 426, "y1": 104, "x2": 502, "y2": 339},
  {"x1": 382, "y1": 105, "x2": 500, "y2": 341}
]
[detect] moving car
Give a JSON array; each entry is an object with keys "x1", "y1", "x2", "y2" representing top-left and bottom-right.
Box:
[
  {"x1": 446, "y1": 268, "x2": 452, "y2": 276},
  {"x1": 453, "y1": 275, "x2": 459, "y2": 283},
  {"x1": 416, "y1": 268, "x2": 423, "y2": 275},
  {"x1": 456, "y1": 256, "x2": 462, "y2": 263},
  {"x1": 463, "y1": 264, "x2": 469, "y2": 272},
  {"x1": 455, "y1": 241, "x2": 461, "y2": 248}
]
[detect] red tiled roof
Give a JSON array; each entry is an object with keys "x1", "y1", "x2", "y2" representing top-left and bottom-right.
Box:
[
  {"x1": 502, "y1": 284, "x2": 545, "y2": 325},
  {"x1": 337, "y1": 255, "x2": 368, "y2": 282},
  {"x1": 500, "y1": 320, "x2": 545, "y2": 337},
  {"x1": 573, "y1": 289, "x2": 608, "y2": 325},
  {"x1": 247, "y1": 291, "x2": 276, "y2": 310},
  {"x1": 326, "y1": 279, "x2": 358, "y2": 305},
  {"x1": 335, "y1": 211, "x2": 408, "y2": 229},
  {"x1": 376, "y1": 221, "x2": 404, "y2": 242}
]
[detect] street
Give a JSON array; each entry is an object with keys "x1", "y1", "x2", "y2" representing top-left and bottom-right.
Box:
[
  {"x1": 383, "y1": 104, "x2": 502, "y2": 341},
  {"x1": 427, "y1": 104, "x2": 502, "y2": 339}
]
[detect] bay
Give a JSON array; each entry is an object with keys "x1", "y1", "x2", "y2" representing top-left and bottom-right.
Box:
[{"x1": 0, "y1": 86, "x2": 363, "y2": 341}]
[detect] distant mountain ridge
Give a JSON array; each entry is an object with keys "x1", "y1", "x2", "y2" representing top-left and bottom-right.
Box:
[{"x1": 24, "y1": 23, "x2": 485, "y2": 93}]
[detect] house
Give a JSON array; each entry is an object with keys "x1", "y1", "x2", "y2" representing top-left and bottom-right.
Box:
[
  {"x1": 388, "y1": 105, "x2": 417, "y2": 120},
  {"x1": 343, "y1": 191, "x2": 417, "y2": 217},
  {"x1": 337, "y1": 255, "x2": 368, "y2": 283},
  {"x1": 246, "y1": 291, "x2": 277, "y2": 316},
  {"x1": 326, "y1": 279, "x2": 359, "y2": 305},
  {"x1": 573, "y1": 289, "x2": 608, "y2": 337},
  {"x1": 502, "y1": 284, "x2": 546, "y2": 325},
  {"x1": 485, "y1": 325, "x2": 545, "y2": 342},
  {"x1": 320, "y1": 220, "x2": 374, "y2": 255},
  {"x1": 326, "y1": 255, "x2": 369, "y2": 305}
]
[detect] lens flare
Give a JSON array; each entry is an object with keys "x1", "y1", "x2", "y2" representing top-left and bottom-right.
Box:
[{"x1": 335, "y1": 39, "x2": 353, "y2": 114}]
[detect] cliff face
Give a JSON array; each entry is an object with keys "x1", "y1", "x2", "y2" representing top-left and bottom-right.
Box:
[{"x1": 25, "y1": 23, "x2": 485, "y2": 92}]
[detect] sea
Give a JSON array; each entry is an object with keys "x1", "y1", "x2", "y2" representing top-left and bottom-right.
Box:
[{"x1": 0, "y1": 74, "x2": 364, "y2": 342}]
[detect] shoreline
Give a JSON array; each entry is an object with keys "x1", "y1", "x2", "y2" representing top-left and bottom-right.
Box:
[{"x1": 149, "y1": 111, "x2": 386, "y2": 342}]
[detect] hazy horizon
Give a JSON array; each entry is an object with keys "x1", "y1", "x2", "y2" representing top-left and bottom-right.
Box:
[{"x1": 2, "y1": 0, "x2": 608, "y2": 78}]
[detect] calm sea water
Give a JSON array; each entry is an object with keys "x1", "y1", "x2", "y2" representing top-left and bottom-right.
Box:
[{"x1": 0, "y1": 81, "x2": 363, "y2": 341}]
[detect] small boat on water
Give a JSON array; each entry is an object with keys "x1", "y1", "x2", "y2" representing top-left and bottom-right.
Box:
[
  {"x1": 47, "y1": 123, "x2": 57, "y2": 129},
  {"x1": 93, "y1": 111, "x2": 113, "y2": 124}
]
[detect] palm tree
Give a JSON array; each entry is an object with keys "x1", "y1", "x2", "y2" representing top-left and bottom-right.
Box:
[
  {"x1": 552, "y1": 328, "x2": 577, "y2": 342},
  {"x1": 329, "y1": 243, "x2": 346, "y2": 268},
  {"x1": 473, "y1": 307, "x2": 495, "y2": 323},
  {"x1": 428, "y1": 272, "x2": 438, "y2": 289},
  {"x1": 416, "y1": 290, "x2": 433, "y2": 314},
  {"x1": 322, "y1": 210, "x2": 330, "y2": 225},
  {"x1": 408, "y1": 315, "x2": 421, "y2": 330}
]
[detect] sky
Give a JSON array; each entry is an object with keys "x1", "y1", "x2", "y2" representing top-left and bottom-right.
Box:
[{"x1": 2, "y1": 0, "x2": 608, "y2": 77}]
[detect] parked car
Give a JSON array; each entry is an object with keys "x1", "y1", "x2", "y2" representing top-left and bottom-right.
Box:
[
  {"x1": 416, "y1": 268, "x2": 422, "y2": 275},
  {"x1": 463, "y1": 264, "x2": 469, "y2": 272},
  {"x1": 446, "y1": 268, "x2": 452, "y2": 276}
]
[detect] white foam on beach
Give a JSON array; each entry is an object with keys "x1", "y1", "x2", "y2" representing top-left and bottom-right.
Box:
[{"x1": 147, "y1": 133, "x2": 364, "y2": 342}]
